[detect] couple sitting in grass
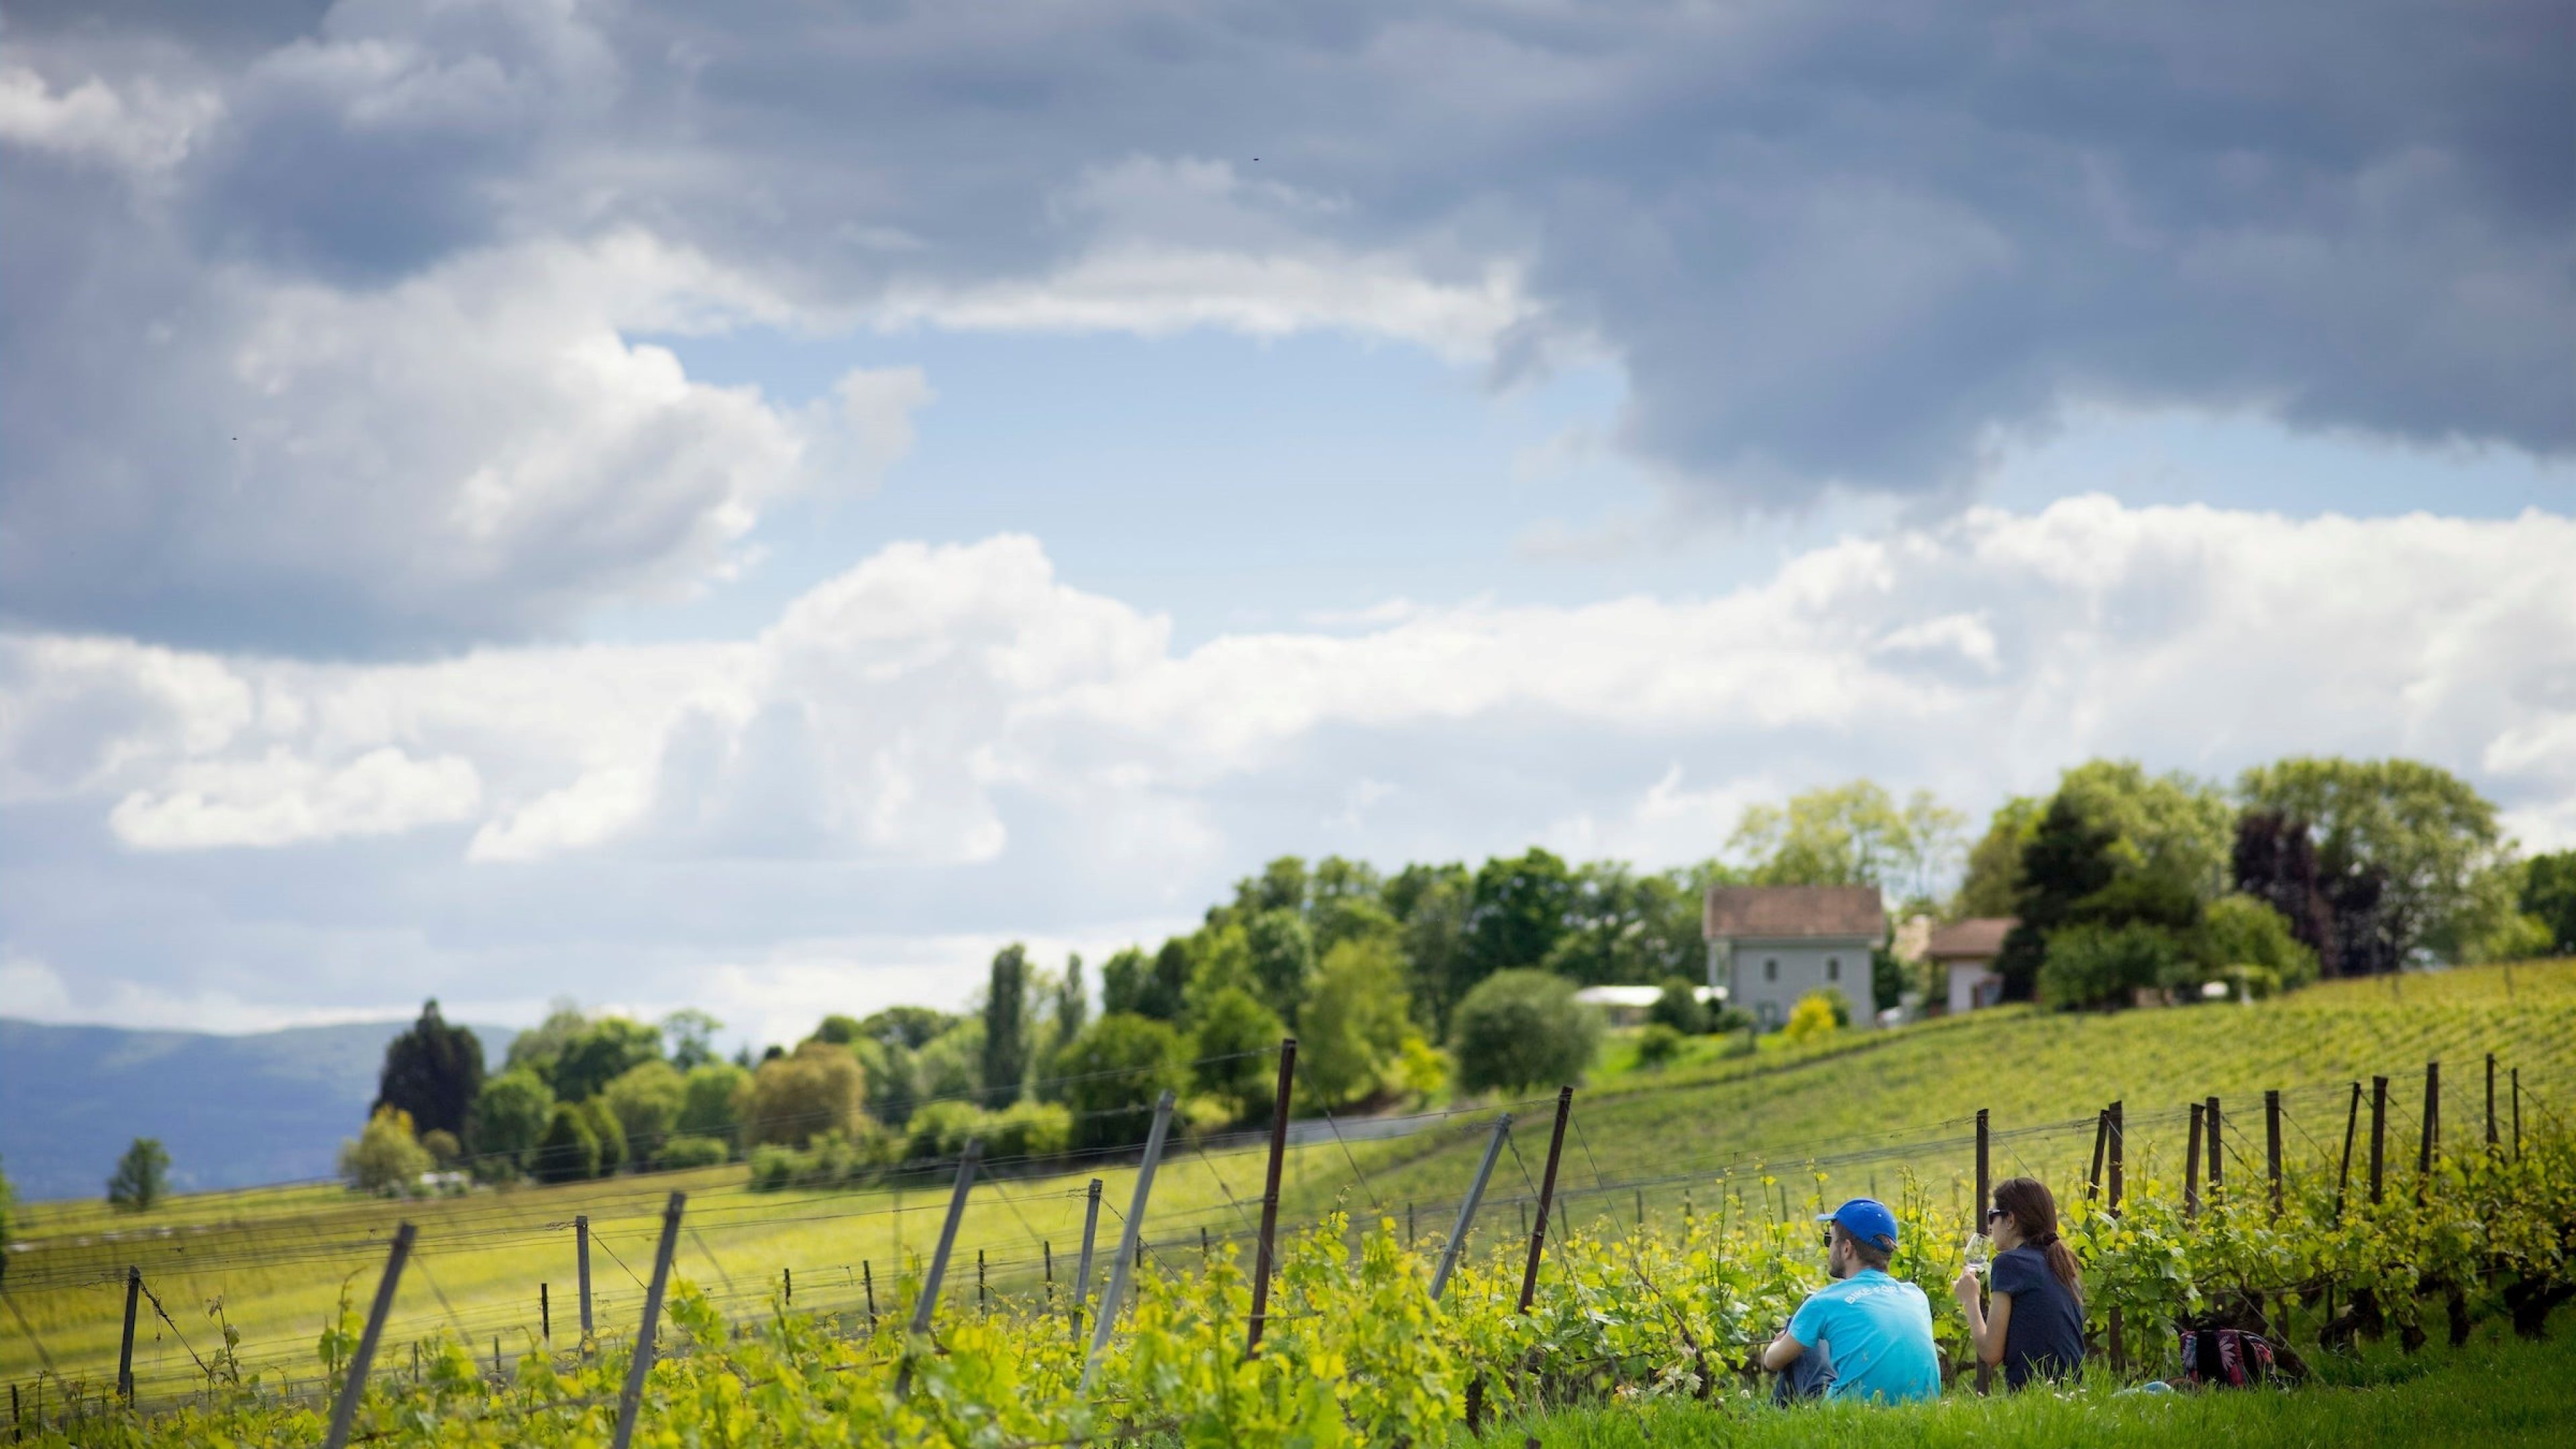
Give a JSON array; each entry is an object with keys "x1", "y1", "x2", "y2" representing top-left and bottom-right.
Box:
[{"x1": 1760, "y1": 1178, "x2": 2087, "y2": 1403}]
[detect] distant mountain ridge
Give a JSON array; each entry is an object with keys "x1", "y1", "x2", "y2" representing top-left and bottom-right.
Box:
[{"x1": 0, "y1": 1017, "x2": 516, "y2": 1204}]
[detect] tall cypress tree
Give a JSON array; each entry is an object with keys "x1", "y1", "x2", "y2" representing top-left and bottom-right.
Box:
[
  {"x1": 373, "y1": 999, "x2": 486, "y2": 1146},
  {"x1": 981, "y1": 945, "x2": 1030, "y2": 1108}
]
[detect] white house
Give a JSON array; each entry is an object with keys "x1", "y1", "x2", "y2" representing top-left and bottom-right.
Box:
[
  {"x1": 1705, "y1": 885, "x2": 1885, "y2": 1031},
  {"x1": 1928, "y1": 917, "x2": 2015, "y2": 1014}
]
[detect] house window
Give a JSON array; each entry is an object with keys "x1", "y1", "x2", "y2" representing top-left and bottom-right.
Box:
[
  {"x1": 1827, "y1": 957, "x2": 1841, "y2": 981},
  {"x1": 1764, "y1": 958, "x2": 1778, "y2": 982}
]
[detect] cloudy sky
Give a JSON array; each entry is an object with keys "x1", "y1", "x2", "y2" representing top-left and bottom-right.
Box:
[{"x1": 2, "y1": 0, "x2": 2569, "y2": 1049}]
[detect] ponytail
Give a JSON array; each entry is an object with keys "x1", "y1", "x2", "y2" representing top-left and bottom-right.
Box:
[{"x1": 1993, "y1": 1177, "x2": 2083, "y2": 1302}]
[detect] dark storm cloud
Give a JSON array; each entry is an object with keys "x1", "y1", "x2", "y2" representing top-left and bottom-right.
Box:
[{"x1": 2, "y1": 0, "x2": 2567, "y2": 653}]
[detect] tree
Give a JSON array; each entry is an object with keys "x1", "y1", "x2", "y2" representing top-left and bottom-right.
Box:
[
  {"x1": 1448, "y1": 970, "x2": 1600, "y2": 1095},
  {"x1": 676, "y1": 1061, "x2": 750, "y2": 1145},
  {"x1": 1466, "y1": 848, "x2": 1576, "y2": 983},
  {"x1": 503, "y1": 1001, "x2": 590, "y2": 1083},
  {"x1": 2232, "y1": 810, "x2": 2335, "y2": 964},
  {"x1": 549, "y1": 1017, "x2": 663, "y2": 1103},
  {"x1": 2449, "y1": 860, "x2": 2555, "y2": 965},
  {"x1": 982, "y1": 943, "x2": 1031, "y2": 1109},
  {"x1": 1311, "y1": 855, "x2": 1383, "y2": 912},
  {"x1": 580, "y1": 1097, "x2": 627, "y2": 1176},
  {"x1": 2038, "y1": 922, "x2": 2184, "y2": 1010},
  {"x1": 531, "y1": 1106, "x2": 600, "y2": 1185},
  {"x1": 1232, "y1": 855, "x2": 1311, "y2": 918},
  {"x1": 660, "y1": 1010, "x2": 724, "y2": 1071},
  {"x1": 1953, "y1": 796, "x2": 2045, "y2": 919},
  {"x1": 853, "y1": 1036, "x2": 920, "y2": 1126},
  {"x1": 1995, "y1": 794, "x2": 2118, "y2": 1001},
  {"x1": 2202, "y1": 894, "x2": 2320, "y2": 996},
  {"x1": 1100, "y1": 947, "x2": 1152, "y2": 1018},
  {"x1": 1299, "y1": 935, "x2": 1413, "y2": 1108},
  {"x1": 913, "y1": 1020, "x2": 983, "y2": 1106},
  {"x1": 372, "y1": 999, "x2": 486, "y2": 1148},
  {"x1": 107, "y1": 1138, "x2": 171, "y2": 1212},
  {"x1": 1244, "y1": 909, "x2": 1317, "y2": 1022},
  {"x1": 2056, "y1": 760, "x2": 2234, "y2": 903},
  {"x1": 470, "y1": 1069, "x2": 556, "y2": 1177},
  {"x1": 1137, "y1": 941, "x2": 1193, "y2": 1021},
  {"x1": 603, "y1": 1060, "x2": 687, "y2": 1156},
  {"x1": 1187, "y1": 987, "x2": 1286, "y2": 1122},
  {"x1": 1543, "y1": 864, "x2": 1701, "y2": 985},
  {"x1": 1049, "y1": 955, "x2": 1089, "y2": 1054},
  {"x1": 1387, "y1": 862, "x2": 1474, "y2": 1028},
  {"x1": 1646, "y1": 977, "x2": 1710, "y2": 1036},
  {"x1": 857, "y1": 1006, "x2": 958, "y2": 1051},
  {"x1": 339, "y1": 1107, "x2": 433, "y2": 1195},
  {"x1": 2523, "y1": 851, "x2": 2576, "y2": 956},
  {"x1": 1053, "y1": 1014, "x2": 1189, "y2": 1152},
  {"x1": 2239, "y1": 757, "x2": 2503, "y2": 971},
  {"x1": 740, "y1": 1041, "x2": 865, "y2": 1148}
]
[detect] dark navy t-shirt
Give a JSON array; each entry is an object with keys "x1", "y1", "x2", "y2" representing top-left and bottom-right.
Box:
[{"x1": 1991, "y1": 1244, "x2": 2086, "y2": 1388}]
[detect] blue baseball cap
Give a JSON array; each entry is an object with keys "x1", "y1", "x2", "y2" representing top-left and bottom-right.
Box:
[{"x1": 1817, "y1": 1197, "x2": 1900, "y2": 1250}]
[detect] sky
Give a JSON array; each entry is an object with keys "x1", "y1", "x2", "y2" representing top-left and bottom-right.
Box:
[{"x1": 1, "y1": 0, "x2": 2570, "y2": 1052}]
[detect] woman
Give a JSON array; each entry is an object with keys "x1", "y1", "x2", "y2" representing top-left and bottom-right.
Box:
[{"x1": 1951, "y1": 1175, "x2": 2086, "y2": 1387}]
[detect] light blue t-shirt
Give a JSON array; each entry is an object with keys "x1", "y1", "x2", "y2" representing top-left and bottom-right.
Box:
[{"x1": 1786, "y1": 1268, "x2": 1941, "y2": 1403}]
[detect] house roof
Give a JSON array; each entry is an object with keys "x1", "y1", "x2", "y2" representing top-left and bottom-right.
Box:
[
  {"x1": 1925, "y1": 917, "x2": 2016, "y2": 959},
  {"x1": 1703, "y1": 885, "x2": 1885, "y2": 941}
]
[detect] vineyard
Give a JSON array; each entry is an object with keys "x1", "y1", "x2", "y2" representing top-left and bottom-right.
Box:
[{"x1": 6, "y1": 961, "x2": 2575, "y2": 1445}]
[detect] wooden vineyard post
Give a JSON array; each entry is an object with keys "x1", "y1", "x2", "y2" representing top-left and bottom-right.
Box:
[
  {"x1": 894, "y1": 1141, "x2": 983, "y2": 1400},
  {"x1": 2185, "y1": 1102, "x2": 2204, "y2": 1218},
  {"x1": 2512, "y1": 1069, "x2": 2522, "y2": 1158},
  {"x1": 1246, "y1": 1035, "x2": 1297, "y2": 1361},
  {"x1": 321, "y1": 1222, "x2": 415, "y2": 1449},
  {"x1": 541, "y1": 1283, "x2": 550, "y2": 1344},
  {"x1": 2369, "y1": 1076, "x2": 2388, "y2": 1206},
  {"x1": 576, "y1": 1216, "x2": 594, "y2": 1344},
  {"x1": 2086, "y1": 1110, "x2": 2108, "y2": 1201},
  {"x1": 1432, "y1": 1114, "x2": 1512, "y2": 1301},
  {"x1": 1081, "y1": 1091, "x2": 1177, "y2": 1395},
  {"x1": 117, "y1": 1267, "x2": 140, "y2": 1403},
  {"x1": 2206, "y1": 1095, "x2": 2224, "y2": 1204},
  {"x1": 2335, "y1": 1082, "x2": 2361, "y2": 1221},
  {"x1": 2486, "y1": 1054, "x2": 2498, "y2": 1152},
  {"x1": 1974, "y1": 1108, "x2": 1992, "y2": 1393},
  {"x1": 863, "y1": 1262, "x2": 876, "y2": 1327},
  {"x1": 2265, "y1": 1090, "x2": 2284, "y2": 1218},
  {"x1": 1072, "y1": 1179, "x2": 1102, "y2": 1342},
  {"x1": 1516, "y1": 1087, "x2": 1575, "y2": 1314},
  {"x1": 2418, "y1": 1061, "x2": 2439, "y2": 1199},
  {"x1": 609, "y1": 1193, "x2": 686, "y2": 1449},
  {"x1": 977, "y1": 1250, "x2": 987, "y2": 1315},
  {"x1": 2107, "y1": 1100, "x2": 2125, "y2": 1212}
]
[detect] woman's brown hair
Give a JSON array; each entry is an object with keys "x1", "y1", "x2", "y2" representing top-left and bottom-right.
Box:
[{"x1": 1992, "y1": 1176, "x2": 2081, "y2": 1299}]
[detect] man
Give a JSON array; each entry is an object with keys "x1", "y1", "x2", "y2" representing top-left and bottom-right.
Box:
[{"x1": 1759, "y1": 1197, "x2": 1942, "y2": 1404}]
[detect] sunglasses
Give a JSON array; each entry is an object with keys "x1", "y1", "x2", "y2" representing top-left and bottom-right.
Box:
[{"x1": 1985, "y1": 1208, "x2": 2009, "y2": 1224}]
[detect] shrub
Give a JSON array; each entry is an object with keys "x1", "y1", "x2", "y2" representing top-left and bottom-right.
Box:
[
  {"x1": 1782, "y1": 992, "x2": 1841, "y2": 1045},
  {"x1": 984, "y1": 1101, "x2": 1072, "y2": 1161},
  {"x1": 1634, "y1": 1023, "x2": 1684, "y2": 1068},
  {"x1": 676, "y1": 1061, "x2": 749, "y2": 1146},
  {"x1": 419, "y1": 1129, "x2": 462, "y2": 1169},
  {"x1": 1299, "y1": 936, "x2": 1413, "y2": 1109},
  {"x1": 1449, "y1": 970, "x2": 1601, "y2": 1094},
  {"x1": 339, "y1": 1108, "x2": 433, "y2": 1195},
  {"x1": 1055, "y1": 1014, "x2": 1189, "y2": 1151},
  {"x1": 2039, "y1": 920, "x2": 2185, "y2": 1010},
  {"x1": 604, "y1": 1060, "x2": 687, "y2": 1158},
  {"x1": 531, "y1": 1105, "x2": 600, "y2": 1185},
  {"x1": 653, "y1": 1135, "x2": 730, "y2": 1172},
  {"x1": 1709, "y1": 1005, "x2": 1755, "y2": 1036},
  {"x1": 107, "y1": 1138, "x2": 171, "y2": 1212},
  {"x1": 470, "y1": 1069, "x2": 556, "y2": 1178},
  {"x1": 905, "y1": 1100, "x2": 985, "y2": 1162},
  {"x1": 1189, "y1": 986, "x2": 1287, "y2": 1121},
  {"x1": 1646, "y1": 977, "x2": 1711, "y2": 1035},
  {"x1": 747, "y1": 1144, "x2": 802, "y2": 1192},
  {"x1": 741, "y1": 1041, "x2": 865, "y2": 1148}
]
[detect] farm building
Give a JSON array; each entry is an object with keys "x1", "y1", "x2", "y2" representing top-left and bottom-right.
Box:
[
  {"x1": 1927, "y1": 917, "x2": 2016, "y2": 1014},
  {"x1": 1703, "y1": 884, "x2": 1884, "y2": 1031}
]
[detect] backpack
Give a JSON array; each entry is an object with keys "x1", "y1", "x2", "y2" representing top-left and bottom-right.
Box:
[{"x1": 2175, "y1": 1328, "x2": 2277, "y2": 1389}]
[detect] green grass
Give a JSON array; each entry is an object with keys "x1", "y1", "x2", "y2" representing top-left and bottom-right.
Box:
[
  {"x1": 1499, "y1": 1328, "x2": 2576, "y2": 1447},
  {"x1": 8, "y1": 959, "x2": 2572, "y2": 1409}
]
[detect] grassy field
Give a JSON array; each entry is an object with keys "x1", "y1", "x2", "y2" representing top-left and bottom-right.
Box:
[
  {"x1": 7, "y1": 959, "x2": 2573, "y2": 1409},
  {"x1": 1503, "y1": 1328, "x2": 2576, "y2": 1448}
]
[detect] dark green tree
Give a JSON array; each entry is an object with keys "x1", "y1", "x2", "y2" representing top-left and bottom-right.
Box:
[
  {"x1": 550, "y1": 1018, "x2": 663, "y2": 1103},
  {"x1": 107, "y1": 1138, "x2": 172, "y2": 1212},
  {"x1": 1053, "y1": 955, "x2": 1090, "y2": 1043},
  {"x1": 1244, "y1": 909, "x2": 1316, "y2": 1023},
  {"x1": 659, "y1": 1010, "x2": 725, "y2": 1071},
  {"x1": 1466, "y1": 849, "x2": 1576, "y2": 983},
  {"x1": 857, "y1": 1006, "x2": 958, "y2": 1051},
  {"x1": 531, "y1": 1106, "x2": 600, "y2": 1185},
  {"x1": 580, "y1": 1097, "x2": 627, "y2": 1176},
  {"x1": 470, "y1": 1069, "x2": 557, "y2": 1177},
  {"x1": 1544, "y1": 863, "x2": 1701, "y2": 985},
  {"x1": 372, "y1": 999, "x2": 486, "y2": 1147},
  {"x1": 981, "y1": 943, "x2": 1030, "y2": 1108},
  {"x1": 1995, "y1": 795, "x2": 2118, "y2": 1002},
  {"x1": 1187, "y1": 986, "x2": 1286, "y2": 1122},
  {"x1": 1052, "y1": 1014, "x2": 1189, "y2": 1152},
  {"x1": 1142, "y1": 939, "x2": 1192, "y2": 1021},
  {"x1": 1391, "y1": 863, "x2": 1473, "y2": 1030},
  {"x1": 1448, "y1": 970, "x2": 1601, "y2": 1094},
  {"x1": 808, "y1": 1014, "x2": 864, "y2": 1046},
  {"x1": 2524, "y1": 851, "x2": 2576, "y2": 956}
]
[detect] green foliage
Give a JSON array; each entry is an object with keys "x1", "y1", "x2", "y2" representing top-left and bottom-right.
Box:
[
  {"x1": 674, "y1": 1061, "x2": 748, "y2": 1144},
  {"x1": 659, "y1": 1008, "x2": 725, "y2": 1070},
  {"x1": 857, "y1": 1005, "x2": 959, "y2": 1051},
  {"x1": 2240, "y1": 755, "x2": 2505, "y2": 969},
  {"x1": 982, "y1": 942, "x2": 1031, "y2": 1109},
  {"x1": 106, "y1": 1136, "x2": 170, "y2": 1212},
  {"x1": 851, "y1": 1036, "x2": 920, "y2": 1126},
  {"x1": 370, "y1": 998, "x2": 486, "y2": 1148},
  {"x1": 1466, "y1": 848, "x2": 1577, "y2": 983},
  {"x1": 1053, "y1": 1012, "x2": 1187, "y2": 1150},
  {"x1": 1645, "y1": 976, "x2": 1710, "y2": 1035},
  {"x1": 1244, "y1": 908, "x2": 1318, "y2": 1022},
  {"x1": 808, "y1": 1014, "x2": 864, "y2": 1045},
  {"x1": 904, "y1": 1099, "x2": 1073, "y2": 1162},
  {"x1": 741, "y1": 1040, "x2": 864, "y2": 1148},
  {"x1": 2039, "y1": 920, "x2": 2186, "y2": 1009},
  {"x1": 1633, "y1": 1022, "x2": 1685, "y2": 1067},
  {"x1": 579, "y1": 1097, "x2": 627, "y2": 1175},
  {"x1": 338, "y1": 1106, "x2": 433, "y2": 1195},
  {"x1": 912, "y1": 1020, "x2": 983, "y2": 1105},
  {"x1": 1998, "y1": 792, "x2": 2122, "y2": 1000},
  {"x1": 651, "y1": 1134, "x2": 729, "y2": 1171},
  {"x1": 1393, "y1": 862, "x2": 1474, "y2": 1030},
  {"x1": 1955, "y1": 794, "x2": 2045, "y2": 919},
  {"x1": 1104, "y1": 941, "x2": 1193, "y2": 1022},
  {"x1": 469, "y1": 1068, "x2": 555, "y2": 1177},
  {"x1": 547, "y1": 1015, "x2": 663, "y2": 1103},
  {"x1": 2056, "y1": 759, "x2": 2235, "y2": 902},
  {"x1": 2524, "y1": 850, "x2": 2576, "y2": 955},
  {"x1": 1542, "y1": 864, "x2": 1703, "y2": 985},
  {"x1": 419, "y1": 1128, "x2": 462, "y2": 1168},
  {"x1": 1730, "y1": 779, "x2": 1964, "y2": 902},
  {"x1": 2202, "y1": 893, "x2": 2320, "y2": 995},
  {"x1": 1299, "y1": 934, "x2": 1415, "y2": 1108},
  {"x1": 602, "y1": 1059, "x2": 686, "y2": 1155},
  {"x1": 1187, "y1": 986, "x2": 1287, "y2": 1121},
  {"x1": 1449, "y1": 969, "x2": 1599, "y2": 1093},
  {"x1": 529, "y1": 1105, "x2": 598, "y2": 1185}
]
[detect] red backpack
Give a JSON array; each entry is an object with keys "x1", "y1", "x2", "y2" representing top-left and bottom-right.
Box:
[{"x1": 2176, "y1": 1328, "x2": 2277, "y2": 1388}]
